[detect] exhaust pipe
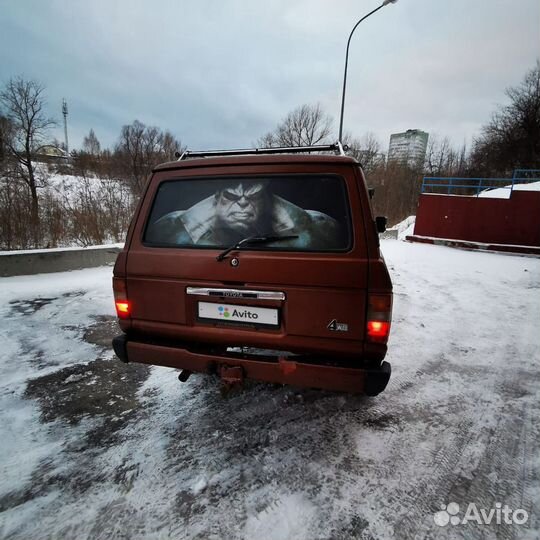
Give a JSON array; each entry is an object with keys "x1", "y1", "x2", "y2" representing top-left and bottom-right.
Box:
[{"x1": 178, "y1": 370, "x2": 192, "y2": 382}]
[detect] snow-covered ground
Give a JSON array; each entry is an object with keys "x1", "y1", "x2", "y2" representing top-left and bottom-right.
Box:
[{"x1": 0, "y1": 241, "x2": 539, "y2": 539}]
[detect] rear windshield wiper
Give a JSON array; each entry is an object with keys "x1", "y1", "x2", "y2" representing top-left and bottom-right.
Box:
[{"x1": 216, "y1": 235, "x2": 299, "y2": 261}]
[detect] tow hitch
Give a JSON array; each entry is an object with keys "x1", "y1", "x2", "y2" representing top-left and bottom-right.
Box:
[{"x1": 220, "y1": 365, "x2": 244, "y2": 386}]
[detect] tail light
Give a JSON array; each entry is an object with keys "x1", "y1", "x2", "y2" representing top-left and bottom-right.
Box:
[
  {"x1": 367, "y1": 293, "x2": 392, "y2": 343},
  {"x1": 113, "y1": 277, "x2": 131, "y2": 319}
]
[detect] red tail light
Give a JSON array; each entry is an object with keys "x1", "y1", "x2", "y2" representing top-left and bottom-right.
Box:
[
  {"x1": 367, "y1": 320, "x2": 390, "y2": 339},
  {"x1": 367, "y1": 294, "x2": 392, "y2": 343},
  {"x1": 115, "y1": 300, "x2": 131, "y2": 318},
  {"x1": 113, "y1": 277, "x2": 131, "y2": 319}
]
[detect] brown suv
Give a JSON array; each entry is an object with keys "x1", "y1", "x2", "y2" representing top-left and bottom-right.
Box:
[{"x1": 112, "y1": 144, "x2": 393, "y2": 395}]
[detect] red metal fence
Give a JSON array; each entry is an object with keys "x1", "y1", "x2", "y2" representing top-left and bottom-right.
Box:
[{"x1": 412, "y1": 191, "x2": 540, "y2": 247}]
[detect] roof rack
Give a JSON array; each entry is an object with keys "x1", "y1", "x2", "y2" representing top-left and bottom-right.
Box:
[{"x1": 175, "y1": 142, "x2": 347, "y2": 161}]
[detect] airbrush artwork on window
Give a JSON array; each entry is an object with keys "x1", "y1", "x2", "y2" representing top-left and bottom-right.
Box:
[{"x1": 144, "y1": 175, "x2": 351, "y2": 251}]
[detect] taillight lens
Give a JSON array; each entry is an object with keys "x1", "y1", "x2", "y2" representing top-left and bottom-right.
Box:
[
  {"x1": 367, "y1": 294, "x2": 392, "y2": 343},
  {"x1": 113, "y1": 277, "x2": 131, "y2": 319},
  {"x1": 115, "y1": 300, "x2": 132, "y2": 319},
  {"x1": 367, "y1": 320, "x2": 390, "y2": 339}
]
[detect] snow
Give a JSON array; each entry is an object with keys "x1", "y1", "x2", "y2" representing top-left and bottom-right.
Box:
[
  {"x1": 477, "y1": 180, "x2": 540, "y2": 199},
  {"x1": 44, "y1": 170, "x2": 108, "y2": 205},
  {"x1": 0, "y1": 165, "x2": 132, "y2": 250},
  {"x1": 0, "y1": 243, "x2": 124, "y2": 256},
  {"x1": 0, "y1": 245, "x2": 539, "y2": 539},
  {"x1": 0, "y1": 266, "x2": 116, "y2": 526},
  {"x1": 389, "y1": 215, "x2": 416, "y2": 240},
  {"x1": 243, "y1": 493, "x2": 317, "y2": 540},
  {"x1": 0, "y1": 266, "x2": 117, "y2": 307}
]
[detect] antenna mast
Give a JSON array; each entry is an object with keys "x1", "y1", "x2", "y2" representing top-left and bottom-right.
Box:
[{"x1": 62, "y1": 98, "x2": 69, "y2": 156}]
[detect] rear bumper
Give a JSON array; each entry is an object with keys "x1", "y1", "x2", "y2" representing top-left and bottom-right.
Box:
[{"x1": 113, "y1": 334, "x2": 391, "y2": 395}]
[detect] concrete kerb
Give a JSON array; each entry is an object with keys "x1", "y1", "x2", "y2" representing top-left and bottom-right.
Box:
[
  {"x1": 406, "y1": 235, "x2": 540, "y2": 256},
  {"x1": 0, "y1": 245, "x2": 123, "y2": 277}
]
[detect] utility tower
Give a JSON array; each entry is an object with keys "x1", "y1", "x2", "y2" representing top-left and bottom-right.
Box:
[{"x1": 62, "y1": 98, "x2": 69, "y2": 156}]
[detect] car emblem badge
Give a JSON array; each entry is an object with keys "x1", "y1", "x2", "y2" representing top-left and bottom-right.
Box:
[
  {"x1": 230, "y1": 257, "x2": 239, "y2": 267},
  {"x1": 327, "y1": 319, "x2": 349, "y2": 332}
]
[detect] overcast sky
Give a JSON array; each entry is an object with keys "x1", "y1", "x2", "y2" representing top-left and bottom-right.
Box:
[{"x1": 1, "y1": 0, "x2": 539, "y2": 153}]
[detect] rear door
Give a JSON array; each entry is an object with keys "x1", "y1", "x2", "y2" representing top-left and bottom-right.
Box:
[{"x1": 125, "y1": 160, "x2": 370, "y2": 357}]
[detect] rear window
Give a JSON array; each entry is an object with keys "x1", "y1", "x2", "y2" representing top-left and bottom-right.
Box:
[{"x1": 144, "y1": 175, "x2": 352, "y2": 251}]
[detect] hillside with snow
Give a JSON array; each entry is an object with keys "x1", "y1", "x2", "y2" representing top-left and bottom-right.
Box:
[{"x1": 0, "y1": 161, "x2": 134, "y2": 250}]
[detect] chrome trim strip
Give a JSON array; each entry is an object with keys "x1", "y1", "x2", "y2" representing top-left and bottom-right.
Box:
[{"x1": 186, "y1": 287, "x2": 285, "y2": 301}]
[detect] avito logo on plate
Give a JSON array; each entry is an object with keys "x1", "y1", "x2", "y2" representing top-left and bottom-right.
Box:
[
  {"x1": 199, "y1": 302, "x2": 279, "y2": 327},
  {"x1": 218, "y1": 306, "x2": 231, "y2": 318},
  {"x1": 219, "y1": 306, "x2": 258, "y2": 319}
]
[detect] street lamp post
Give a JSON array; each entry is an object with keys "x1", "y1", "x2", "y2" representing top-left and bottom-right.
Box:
[{"x1": 338, "y1": 0, "x2": 398, "y2": 143}]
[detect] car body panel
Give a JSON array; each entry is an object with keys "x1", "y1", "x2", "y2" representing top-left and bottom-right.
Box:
[{"x1": 113, "y1": 153, "x2": 393, "y2": 393}]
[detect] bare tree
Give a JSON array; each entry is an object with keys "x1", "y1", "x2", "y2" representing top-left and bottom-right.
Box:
[
  {"x1": 0, "y1": 176, "x2": 33, "y2": 250},
  {"x1": 83, "y1": 129, "x2": 101, "y2": 156},
  {"x1": 162, "y1": 131, "x2": 180, "y2": 161},
  {"x1": 345, "y1": 132, "x2": 383, "y2": 173},
  {"x1": 0, "y1": 77, "x2": 55, "y2": 245},
  {"x1": 471, "y1": 61, "x2": 540, "y2": 175},
  {"x1": 366, "y1": 160, "x2": 423, "y2": 227},
  {"x1": 258, "y1": 104, "x2": 333, "y2": 147},
  {"x1": 117, "y1": 120, "x2": 183, "y2": 194},
  {"x1": 0, "y1": 114, "x2": 10, "y2": 164},
  {"x1": 425, "y1": 135, "x2": 451, "y2": 176},
  {"x1": 424, "y1": 135, "x2": 470, "y2": 181}
]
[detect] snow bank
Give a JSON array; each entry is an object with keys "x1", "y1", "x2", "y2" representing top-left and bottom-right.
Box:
[
  {"x1": 389, "y1": 215, "x2": 416, "y2": 240},
  {"x1": 0, "y1": 243, "x2": 124, "y2": 256},
  {"x1": 45, "y1": 172, "x2": 107, "y2": 205},
  {"x1": 477, "y1": 180, "x2": 540, "y2": 199}
]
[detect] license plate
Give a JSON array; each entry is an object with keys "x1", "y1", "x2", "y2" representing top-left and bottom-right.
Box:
[{"x1": 198, "y1": 301, "x2": 279, "y2": 327}]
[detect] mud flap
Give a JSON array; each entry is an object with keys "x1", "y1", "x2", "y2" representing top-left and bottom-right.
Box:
[
  {"x1": 112, "y1": 335, "x2": 128, "y2": 363},
  {"x1": 364, "y1": 361, "x2": 391, "y2": 396}
]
